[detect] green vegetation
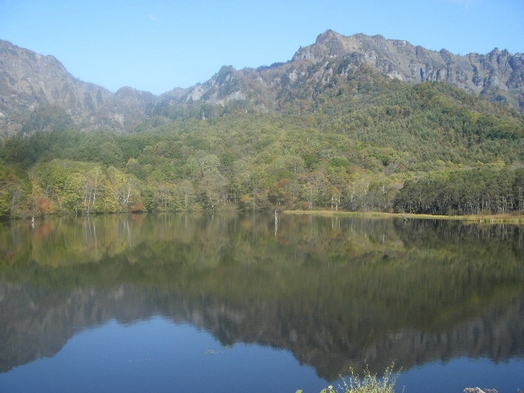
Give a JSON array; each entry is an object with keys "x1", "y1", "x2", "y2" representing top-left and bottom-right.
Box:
[
  {"x1": 394, "y1": 168, "x2": 524, "y2": 215},
  {"x1": 1, "y1": 75, "x2": 523, "y2": 218},
  {"x1": 297, "y1": 364, "x2": 399, "y2": 393},
  {"x1": 338, "y1": 364, "x2": 399, "y2": 393}
]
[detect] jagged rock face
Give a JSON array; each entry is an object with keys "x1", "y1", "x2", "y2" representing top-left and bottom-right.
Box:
[
  {"x1": 293, "y1": 30, "x2": 524, "y2": 105},
  {"x1": 1, "y1": 30, "x2": 524, "y2": 137},
  {"x1": 0, "y1": 40, "x2": 156, "y2": 136},
  {"x1": 177, "y1": 30, "x2": 523, "y2": 112}
]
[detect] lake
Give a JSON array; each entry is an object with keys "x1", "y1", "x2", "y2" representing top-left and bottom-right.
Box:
[{"x1": 0, "y1": 213, "x2": 523, "y2": 393}]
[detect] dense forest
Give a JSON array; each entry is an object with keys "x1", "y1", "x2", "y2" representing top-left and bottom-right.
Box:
[{"x1": 1, "y1": 72, "x2": 524, "y2": 218}]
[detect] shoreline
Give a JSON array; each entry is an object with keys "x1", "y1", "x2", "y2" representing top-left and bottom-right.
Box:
[{"x1": 282, "y1": 210, "x2": 524, "y2": 223}]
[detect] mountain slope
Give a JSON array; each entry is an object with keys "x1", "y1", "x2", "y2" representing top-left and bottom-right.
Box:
[
  {"x1": 167, "y1": 30, "x2": 523, "y2": 114},
  {"x1": 0, "y1": 40, "x2": 157, "y2": 136},
  {"x1": 1, "y1": 30, "x2": 524, "y2": 138},
  {"x1": 295, "y1": 30, "x2": 524, "y2": 103}
]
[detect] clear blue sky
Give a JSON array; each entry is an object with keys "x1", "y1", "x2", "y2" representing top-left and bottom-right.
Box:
[{"x1": 1, "y1": 0, "x2": 522, "y2": 95}]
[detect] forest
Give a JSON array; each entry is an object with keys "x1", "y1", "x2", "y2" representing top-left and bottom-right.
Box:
[{"x1": 1, "y1": 74, "x2": 524, "y2": 219}]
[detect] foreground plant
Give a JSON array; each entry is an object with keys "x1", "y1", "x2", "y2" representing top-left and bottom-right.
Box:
[
  {"x1": 338, "y1": 363, "x2": 399, "y2": 393},
  {"x1": 296, "y1": 363, "x2": 400, "y2": 393}
]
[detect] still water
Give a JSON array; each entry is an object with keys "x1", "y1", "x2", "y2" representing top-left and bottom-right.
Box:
[{"x1": 0, "y1": 213, "x2": 523, "y2": 393}]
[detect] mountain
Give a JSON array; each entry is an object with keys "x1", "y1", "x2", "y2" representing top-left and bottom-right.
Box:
[
  {"x1": 0, "y1": 40, "x2": 157, "y2": 136},
  {"x1": 1, "y1": 30, "x2": 523, "y2": 137},
  {"x1": 294, "y1": 30, "x2": 524, "y2": 106},
  {"x1": 168, "y1": 30, "x2": 524, "y2": 113}
]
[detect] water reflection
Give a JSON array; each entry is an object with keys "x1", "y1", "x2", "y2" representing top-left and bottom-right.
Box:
[
  {"x1": 1, "y1": 317, "x2": 328, "y2": 393},
  {"x1": 0, "y1": 214, "x2": 523, "y2": 387}
]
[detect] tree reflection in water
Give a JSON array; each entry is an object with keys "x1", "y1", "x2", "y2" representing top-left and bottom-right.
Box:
[{"x1": 0, "y1": 213, "x2": 523, "y2": 383}]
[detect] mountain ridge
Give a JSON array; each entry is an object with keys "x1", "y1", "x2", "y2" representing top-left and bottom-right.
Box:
[
  {"x1": 1, "y1": 30, "x2": 523, "y2": 137},
  {"x1": 175, "y1": 30, "x2": 523, "y2": 109},
  {"x1": 0, "y1": 39, "x2": 156, "y2": 136}
]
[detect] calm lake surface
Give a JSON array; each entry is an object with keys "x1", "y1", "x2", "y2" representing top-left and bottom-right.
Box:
[{"x1": 0, "y1": 213, "x2": 523, "y2": 393}]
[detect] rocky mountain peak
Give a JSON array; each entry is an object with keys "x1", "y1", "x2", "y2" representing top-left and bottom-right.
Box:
[
  {"x1": 0, "y1": 40, "x2": 67, "y2": 75},
  {"x1": 1, "y1": 31, "x2": 524, "y2": 137},
  {"x1": 293, "y1": 29, "x2": 362, "y2": 61},
  {"x1": 315, "y1": 29, "x2": 345, "y2": 46},
  {"x1": 0, "y1": 40, "x2": 158, "y2": 136},
  {"x1": 285, "y1": 31, "x2": 523, "y2": 111}
]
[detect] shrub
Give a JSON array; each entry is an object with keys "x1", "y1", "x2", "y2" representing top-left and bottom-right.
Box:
[
  {"x1": 297, "y1": 363, "x2": 400, "y2": 393},
  {"x1": 338, "y1": 363, "x2": 399, "y2": 393}
]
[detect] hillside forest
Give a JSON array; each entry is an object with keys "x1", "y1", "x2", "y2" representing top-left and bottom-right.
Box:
[{"x1": 1, "y1": 67, "x2": 524, "y2": 219}]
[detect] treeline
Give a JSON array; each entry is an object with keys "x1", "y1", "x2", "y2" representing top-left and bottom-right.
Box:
[
  {"x1": 1, "y1": 128, "x2": 523, "y2": 218},
  {"x1": 394, "y1": 168, "x2": 524, "y2": 215},
  {"x1": 0, "y1": 119, "x2": 404, "y2": 217}
]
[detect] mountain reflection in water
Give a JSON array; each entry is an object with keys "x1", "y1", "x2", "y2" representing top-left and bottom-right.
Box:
[{"x1": 0, "y1": 213, "x2": 523, "y2": 391}]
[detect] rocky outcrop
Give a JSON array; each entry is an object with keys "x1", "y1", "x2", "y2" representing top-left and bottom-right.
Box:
[
  {"x1": 168, "y1": 30, "x2": 524, "y2": 114},
  {"x1": 0, "y1": 40, "x2": 156, "y2": 136},
  {"x1": 292, "y1": 30, "x2": 524, "y2": 108},
  {"x1": 1, "y1": 30, "x2": 523, "y2": 137}
]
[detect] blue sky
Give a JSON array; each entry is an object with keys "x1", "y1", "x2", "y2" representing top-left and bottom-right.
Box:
[{"x1": 1, "y1": 0, "x2": 523, "y2": 95}]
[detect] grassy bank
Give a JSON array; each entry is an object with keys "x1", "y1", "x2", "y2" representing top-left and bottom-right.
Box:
[{"x1": 283, "y1": 210, "x2": 524, "y2": 223}]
